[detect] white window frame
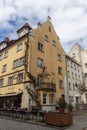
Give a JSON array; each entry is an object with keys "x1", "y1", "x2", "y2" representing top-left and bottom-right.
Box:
[
  {"x1": 43, "y1": 94, "x2": 47, "y2": 104},
  {"x1": 49, "y1": 94, "x2": 54, "y2": 104},
  {"x1": 38, "y1": 42, "x2": 44, "y2": 52},
  {"x1": 17, "y1": 73, "x2": 23, "y2": 83},
  {"x1": 44, "y1": 35, "x2": 49, "y2": 42},
  {"x1": 38, "y1": 58, "x2": 43, "y2": 67},
  {"x1": 52, "y1": 40, "x2": 56, "y2": 46},
  {"x1": 8, "y1": 76, "x2": 13, "y2": 85},
  {"x1": 57, "y1": 54, "x2": 62, "y2": 61},
  {"x1": 2, "y1": 64, "x2": 7, "y2": 72},
  {"x1": 59, "y1": 80, "x2": 63, "y2": 88}
]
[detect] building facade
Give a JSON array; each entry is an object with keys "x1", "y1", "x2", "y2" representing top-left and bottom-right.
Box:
[
  {"x1": 0, "y1": 18, "x2": 66, "y2": 111},
  {"x1": 68, "y1": 44, "x2": 87, "y2": 103},
  {"x1": 65, "y1": 55, "x2": 83, "y2": 107}
]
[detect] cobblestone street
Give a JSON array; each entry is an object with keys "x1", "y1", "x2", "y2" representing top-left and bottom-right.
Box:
[
  {"x1": 0, "y1": 113, "x2": 87, "y2": 130},
  {"x1": 65, "y1": 113, "x2": 87, "y2": 130},
  {"x1": 0, "y1": 118, "x2": 59, "y2": 130}
]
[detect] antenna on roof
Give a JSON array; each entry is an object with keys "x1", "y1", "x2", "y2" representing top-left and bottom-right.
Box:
[
  {"x1": 37, "y1": 22, "x2": 42, "y2": 26},
  {"x1": 47, "y1": 16, "x2": 51, "y2": 20}
]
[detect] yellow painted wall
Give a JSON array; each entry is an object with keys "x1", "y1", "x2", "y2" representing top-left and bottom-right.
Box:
[
  {"x1": 0, "y1": 37, "x2": 28, "y2": 95},
  {"x1": 0, "y1": 20, "x2": 66, "y2": 107},
  {"x1": 29, "y1": 20, "x2": 66, "y2": 103},
  {"x1": 0, "y1": 83, "x2": 24, "y2": 94}
]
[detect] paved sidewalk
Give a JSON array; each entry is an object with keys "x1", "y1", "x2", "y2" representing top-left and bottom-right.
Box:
[
  {"x1": 64, "y1": 112, "x2": 87, "y2": 130},
  {"x1": 0, "y1": 112, "x2": 87, "y2": 130},
  {"x1": 0, "y1": 117, "x2": 60, "y2": 130}
]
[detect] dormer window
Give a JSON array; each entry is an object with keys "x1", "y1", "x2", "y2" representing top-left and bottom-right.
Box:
[
  {"x1": 18, "y1": 28, "x2": 28, "y2": 38},
  {"x1": 17, "y1": 23, "x2": 32, "y2": 38}
]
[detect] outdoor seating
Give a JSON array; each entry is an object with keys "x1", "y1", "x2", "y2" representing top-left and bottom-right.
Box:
[{"x1": 0, "y1": 107, "x2": 46, "y2": 123}]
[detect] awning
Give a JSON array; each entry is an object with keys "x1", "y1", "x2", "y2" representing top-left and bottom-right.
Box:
[{"x1": 0, "y1": 92, "x2": 22, "y2": 97}]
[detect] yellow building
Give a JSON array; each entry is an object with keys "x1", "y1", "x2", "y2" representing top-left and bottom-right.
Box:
[{"x1": 0, "y1": 18, "x2": 66, "y2": 111}]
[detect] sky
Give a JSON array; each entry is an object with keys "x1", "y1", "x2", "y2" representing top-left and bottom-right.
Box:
[{"x1": 0, "y1": 0, "x2": 87, "y2": 53}]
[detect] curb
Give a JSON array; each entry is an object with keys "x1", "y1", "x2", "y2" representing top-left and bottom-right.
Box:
[{"x1": 0, "y1": 116, "x2": 71, "y2": 130}]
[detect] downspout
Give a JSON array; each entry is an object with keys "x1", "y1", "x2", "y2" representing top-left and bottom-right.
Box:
[
  {"x1": 24, "y1": 30, "x2": 40, "y2": 105},
  {"x1": 65, "y1": 55, "x2": 70, "y2": 104}
]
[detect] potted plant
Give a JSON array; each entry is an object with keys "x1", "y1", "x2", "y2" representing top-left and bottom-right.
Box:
[
  {"x1": 68, "y1": 103, "x2": 74, "y2": 112},
  {"x1": 57, "y1": 97, "x2": 67, "y2": 113},
  {"x1": 45, "y1": 97, "x2": 73, "y2": 126}
]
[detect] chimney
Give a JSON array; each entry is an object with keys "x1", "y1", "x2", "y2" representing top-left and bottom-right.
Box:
[
  {"x1": 4, "y1": 37, "x2": 9, "y2": 43},
  {"x1": 47, "y1": 16, "x2": 51, "y2": 20}
]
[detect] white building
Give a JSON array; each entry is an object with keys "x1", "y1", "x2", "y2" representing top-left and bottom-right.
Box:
[
  {"x1": 65, "y1": 55, "x2": 83, "y2": 107},
  {"x1": 68, "y1": 44, "x2": 87, "y2": 103}
]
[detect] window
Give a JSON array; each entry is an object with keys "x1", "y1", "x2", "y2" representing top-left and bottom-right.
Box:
[
  {"x1": 72, "y1": 72, "x2": 74, "y2": 79},
  {"x1": 85, "y1": 73, "x2": 87, "y2": 78},
  {"x1": 38, "y1": 42, "x2": 44, "y2": 52},
  {"x1": 73, "y1": 84, "x2": 75, "y2": 90},
  {"x1": 0, "y1": 54, "x2": 3, "y2": 61},
  {"x1": 78, "y1": 75, "x2": 80, "y2": 80},
  {"x1": 49, "y1": 94, "x2": 54, "y2": 104},
  {"x1": 38, "y1": 58, "x2": 43, "y2": 67},
  {"x1": 0, "y1": 79, "x2": 4, "y2": 87},
  {"x1": 74, "y1": 64, "x2": 76, "y2": 70},
  {"x1": 68, "y1": 71, "x2": 70, "y2": 78},
  {"x1": 69, "y1": 82, "x2": 71, "y2": 90},
  {"x1": 17, "y1": 43, "x2": 22, "y2": 51},
  {"x1": 17, "y1": 73, "x2": 23, "y2": 83},
  {"x1": 57, "y1": 54, "x2": 62, "y2": 61},
  {"x1": 49, "y1": 26, "x2": 51, "y2": 32},
  {"x1": 71, "y1": 61, "x2": 73, "y2": 68},
  {"x1": 52, "y1": 40, "x2": 56, "y2": 46},
  {"x1": 8, "y1": 76, "x2": 13, "y2": 85},
  {"x1": 72, "y1": 53, "x2": 76, "y2": 58},
  {"x1": 75, "y1": 74, "x2": 77, "y2": 80},
  {"x1": 43, "y1": 94, "x2": 47, "y2": 104},
  {"x1": 4, "y1": 51, "x2": 8, "y2": 58},
  {"x1": 38, "y1": 75, "x2": 43, "y2": 87},
  {"x1": 86, "y1": 94, "x2": 87, "y2": 103},
  {"x1": 69, "y1": 96, "x2": 73, "y2": 102},
  {"x1": 85, "y1": 63, "x2": 87, "y2": 68},
  {"x1": 2, "y1": 64, "x2": 7, "y2": 72},
  {"x1": 67, "y1": 59, "x2": 69, "y2": 66},
  {"x1": 13, "y1": 57, "x2": 24, "y2": 68},
  {"x1": 58, "y1": 67, "x2": 62, "y2": 75},
  {"x1": 78, "y1": 66, "x2": 80, "y2": 72},
  {"x1": 59, "y1": 80, "x2": 63, "y2": 88},
  {"x1": 44, "y1": 35, "x2": 49, "y2": 42},
  {"x1": 75, "y1": 65, "x2": 77, "y2": 70}
]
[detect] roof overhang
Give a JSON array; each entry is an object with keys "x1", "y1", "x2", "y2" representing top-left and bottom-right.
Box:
[{"x1": 0, "y1": 92, "x2": 22, "y2": 97}]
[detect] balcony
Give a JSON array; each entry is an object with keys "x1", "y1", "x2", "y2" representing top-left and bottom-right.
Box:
[{"x1": 37, "y1": 82, "x2": 56, "y2": 91}]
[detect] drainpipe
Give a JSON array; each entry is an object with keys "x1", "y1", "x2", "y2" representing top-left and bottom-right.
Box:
[{"x1": 65, "y1": 56, "x2": 70, "y2": 104}]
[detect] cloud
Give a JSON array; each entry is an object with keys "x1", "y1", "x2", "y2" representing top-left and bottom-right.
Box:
[{"x1": 0, "y1": 0, "x2": 87, "y2": 53}]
